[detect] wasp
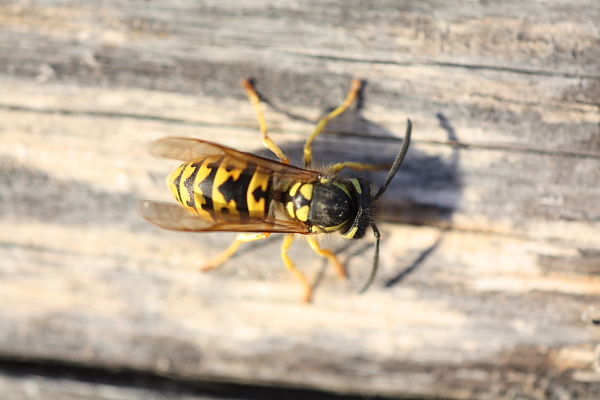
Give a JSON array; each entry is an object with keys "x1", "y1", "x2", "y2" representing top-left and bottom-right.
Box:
[{"x1": 139, "y1": 79, "x2": 412, "y2": 302}]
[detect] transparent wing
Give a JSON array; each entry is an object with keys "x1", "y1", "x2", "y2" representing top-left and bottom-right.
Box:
[
  {"x1": 138, "y1": 201, "x2": 311, "y2": 234},
  {"x1": 149, "y1": 137, "x2": 321, "y2": 181}
]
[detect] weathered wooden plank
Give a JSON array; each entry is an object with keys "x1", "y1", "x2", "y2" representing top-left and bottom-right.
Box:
[
  {"x1": 1, "y1": 219, "x2": 599, "y2": 398},
  {"x1": 0, "y1": 361, "x2": 291, "y2": 400},
  {"x1": 0, "y1": 0, "x2": 599, "y2": 399},
  {"x1": 1, "y1": 0, "x2": 598, "y2": 151},
  {"x1": 1, "y1": 83, "x2": 598, "y2": 242},
  {"x1": 0, "y1": 369, "x2": 205, "y2": 400}
]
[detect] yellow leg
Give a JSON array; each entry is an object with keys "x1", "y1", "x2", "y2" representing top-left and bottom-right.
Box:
[
  {"x1": 281, "y1": 234, "x2": 313, "y2": 303},
  {"x1": 304, "y1": 79, "x2": 362, "y2": 167},
  {"x1": 307, "y1": 236, "x2": 347, "y2": 279},
  {"x1": 242, "y1": 79, "x2": 290, "y2": 164},
  {"x1": 329, "y1": 161, "x2": 389, "y2": 173},
  {"x1": 202, "y1": 232, "x2": 271, "y2": 271}
]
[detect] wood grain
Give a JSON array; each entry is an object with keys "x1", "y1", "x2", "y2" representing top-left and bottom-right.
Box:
[{"x1": 0, "y1": 1, "x2": 599, "y2": 399}]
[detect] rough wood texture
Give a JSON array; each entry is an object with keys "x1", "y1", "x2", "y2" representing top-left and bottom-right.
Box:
[{"x1": 1, "y1": 1, "x2": 599, "y2": 399}]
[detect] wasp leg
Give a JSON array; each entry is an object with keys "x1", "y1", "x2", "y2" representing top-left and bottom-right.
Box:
[
  {"x1": 304, "y1": 79, "x2": 361, "y2": 167},
  {"x1": 329, "y1": 161, "x2": 389, "y2": 173},
  {"x1": 242, "y1": 79, "x2": 290, "y2": 165},
  {"x1": 202, "y1": 232, "x2": 271, "y2": 271},
  {"x1": 307, "y1": 235, "x2": 347, "y2": 279},
  {"x1": 281, "y1": 233, "x2": 313, "y2": 303}
]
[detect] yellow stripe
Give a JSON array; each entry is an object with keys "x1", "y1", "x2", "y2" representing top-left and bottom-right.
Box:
[
  {"x1": 176, "y1": 163, "x2": 198, "y2": 213},
  {"x1": 193, "y1": 155, "x2": 222, "y2": 220},
  {"x1": 332, "y1": 181, "x2": 351, "y2": 199},
  {"x1": 350, "y1": 178, "x2": 362, "y2": 194},
  {"x1": 324, "y1": 220, "x2": 347, "y2": 232},
  {"x1": 212, "y1": 156, "x2": 246, "y2": 217},
  {"x1": 344, "y1": 226, "x2": 359, "y2": 239},
  {"x1": 247, "y1": 166, "x2": 270, "y2": 218},
  {"x1": 167, "y1": 164, "x2": 186, "y2": 204}
]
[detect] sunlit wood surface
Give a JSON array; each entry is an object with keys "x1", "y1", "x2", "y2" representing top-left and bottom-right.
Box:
[{"x1": 1, "y1": 1, "x2": 599, "y2": 399}]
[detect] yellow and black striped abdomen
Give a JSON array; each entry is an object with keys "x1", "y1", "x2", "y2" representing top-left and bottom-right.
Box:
[{"x1": 167, "y1": 155, "x2": 272, "y2": 222}]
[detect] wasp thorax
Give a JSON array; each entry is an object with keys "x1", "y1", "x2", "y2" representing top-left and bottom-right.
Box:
[{"x1": 283, "y1": 180, "x2": 361, "y2": 232}]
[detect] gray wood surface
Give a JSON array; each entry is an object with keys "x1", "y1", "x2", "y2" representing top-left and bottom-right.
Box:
[{"x1": 1, "y1": 1, "x2": 599, "y2": 399}]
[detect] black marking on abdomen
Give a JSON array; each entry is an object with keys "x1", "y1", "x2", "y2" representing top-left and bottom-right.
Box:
[
  {"x1": 218, "y1": 163, "x2": 257, "y2": 221},
  {"x1": 198, "y1": 157, "x2": 224, "y2": 221},
  {"x1": 252, "y1": 181, "x2": 270, "y2": 203},
  {"x1": 173, "y1": 165, "x2": 186, "y2": 204},
  {"x1": 183, "y1": 162, "x2": 202, "y2": 212}
]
